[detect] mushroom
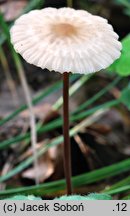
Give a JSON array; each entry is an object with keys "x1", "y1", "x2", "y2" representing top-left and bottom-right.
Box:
[{"x1": 10, "y1": 7, "x2": 122, "y2": 195}]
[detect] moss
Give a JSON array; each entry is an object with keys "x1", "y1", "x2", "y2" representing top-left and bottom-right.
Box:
[
  {"x1": 5, "y1": 195, "x2": 42, "y2": 200},
  {"x1": 55, "y1": 193, "x2": 112, "y2": 200}
]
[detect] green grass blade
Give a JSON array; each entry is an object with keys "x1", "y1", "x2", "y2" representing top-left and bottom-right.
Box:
[
  {"x1": 122, "y1": 194, "x2": 130, "y2": 200},
  {"x1": 52, "y1": 74, "x2": 92, "y2": 110},
  {"x1": 104, "y1": 176, "x2": 130, "y2": 193},
  {"x1": 0, "y1": 34, "x2": 6, "y2": 45},
  {"x1": 0, "y1": 82, "x2": 61, "y2": 126},
  {"x1": 107, "y1": 185, "x2": 130, "y2": 196},
  {"x1": 0, "y1": 158, "x2": 130, "y2": 197},
  {"x1": 73, "y1": 76, "x2": 121, "y2": 114},
  {"x1": 0, "y1": 110, "x2": 105, "y2": 182},
  {"x1": 0, "y1": 75, "x2": 78, "y2": 127},
  {"x1": 0, "y1": 13, "x2": 14, "y2": 52},
  {"x1": 0, "y1": 99, "x2": 120, "y2": 150},
  {"x1": 22, "y1": 0, "x2": 44, "y2": 14},
  {"x1": 71, "y1": 99, "x2": 120, "y2": 121}
]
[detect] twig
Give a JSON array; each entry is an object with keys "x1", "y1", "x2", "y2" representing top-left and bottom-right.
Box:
[{"x1": 15, "y1": 58, "x2": 39, "y2": 185}]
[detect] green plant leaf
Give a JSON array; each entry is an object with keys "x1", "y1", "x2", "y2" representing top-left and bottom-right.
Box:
[
  {"x1": 119, "y1": 85, "x2": 130, "y2": 109},
  {"x1": 0, "y1": 99, "x2": 120, "y2": 150},
  {"x1": 0, "y1": 109, "x2": 106, "y2": 182},
  {"x1": 108, "y1": 34, "x2": 130, "y2": 76},
  {"x1": 0, "y1": 158, "x2": 130, "y2": 198},
  {"x1": 103, "y1": 175, "x2": 130, "y2": 196},
  {"x1": 114, "y1": 0, "x2": 130, "y2": 16},
  {"x1": 22, "y1": 0, "x2": 44, "y2": 14},
  {"x1": 107, "y1": 185, "x2": 130, "y2": 196},
  {"x1": 122, "y1": 194, "x2": 130, "y2": 200}
]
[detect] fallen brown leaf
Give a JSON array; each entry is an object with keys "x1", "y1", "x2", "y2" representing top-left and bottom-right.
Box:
[
  {"x1": 0, "y1": 0, "x2": 27, "y2": 21},
  {"x1": 22, "y1": 152, "x2": 54, "y2": 183}
]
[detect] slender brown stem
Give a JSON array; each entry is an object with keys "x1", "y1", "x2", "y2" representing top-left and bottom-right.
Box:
[{"x1": 63, "y1": 72, "x2": 72, "y2": 195}]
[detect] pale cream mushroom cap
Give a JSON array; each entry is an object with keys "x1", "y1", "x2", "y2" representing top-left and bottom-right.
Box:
[{"x1": 10, "y1": 7, "x2": 122, "y2": 74}]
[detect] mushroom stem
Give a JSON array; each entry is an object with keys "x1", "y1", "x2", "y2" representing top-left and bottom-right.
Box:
[{"x1": 63, "y1": 72, "x2": 72, "y2": 195}]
